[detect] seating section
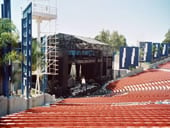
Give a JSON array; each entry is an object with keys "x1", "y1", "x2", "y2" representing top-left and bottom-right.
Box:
[
  {"x1": 0, "y1": 62, "x2": 170, "y2": 127},
  {"x1": 60, "y1": 88, "x2": 170, "y2": 104},
  {"x1": 107, "y1": 69, "x2": 170, "y2": 91},
  {"x1": 0, "y1": 104, "x2": 170, "y2": 127}
]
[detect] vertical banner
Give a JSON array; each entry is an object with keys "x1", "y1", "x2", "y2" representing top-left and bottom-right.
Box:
[
  {"x1": 120, "y1": 47, "x2": 126, "y2": 69},
  {"x1": 131, "y1": 47, "x2": 139, "y2": 67},
  {"x1": 152, "y1": 43, "x2": 160, "y2": 60},
  {"x1": 1, "y1": 0, "x2": 11, "y2": 19},
  {"x1": 161, "y1": 43, "x2": 168, "y2": 57},
  {"x1": 119, "y1": 47, "x2": 139, "y2": 69},
  {"x1": 21, "y1": 3, "x2": 32, "y2": 98},
  {"x1": 1, "y1": 0, "x2": 11, "y2": 97},
  {"x1": 139, "y1": 42, "x2": 152, "y2": 62},
  {"x1": 169, "y1": 43, "x2": 170, "y2": 56}
]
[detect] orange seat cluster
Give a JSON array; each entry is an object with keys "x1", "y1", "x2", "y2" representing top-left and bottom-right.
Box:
[{"x1": 107, "y1": 69, "x2": 170, "y2": 91}]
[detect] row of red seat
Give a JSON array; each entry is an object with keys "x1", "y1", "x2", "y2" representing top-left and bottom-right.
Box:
[
  {"x1": 59, "y1": 89, "x2": 169, "y2": 104},
  {"x1": 0, "y1": 104, "x2": 170, "y2": 127},
  {"x1": 111, "y1": 80, "x2": 170, "y2": 93},
  {"x1": 107, "y1": 69, "x2": 170, "y2": 90}
]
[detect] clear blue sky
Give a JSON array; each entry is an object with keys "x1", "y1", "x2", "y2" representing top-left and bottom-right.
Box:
[{"x1": 1, "y1": 0, "x2": 170, "y2": 46}]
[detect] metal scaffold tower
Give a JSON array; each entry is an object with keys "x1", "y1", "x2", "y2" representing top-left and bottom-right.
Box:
[
  {"x1": 41, "y1": 35, "x2": 59, "y2": 75},
  {"x1": 47, "y1": 36, "x2": 59, "y2": 75}
]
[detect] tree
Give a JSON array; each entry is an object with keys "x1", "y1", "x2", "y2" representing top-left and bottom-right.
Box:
[
  {"x1": 32, "y1": 39, "x2": 43, "y2": 71},
  {"x1": 163, "y1": 29, "x2": 170, "y2": 43},
  {"x1": 110, "y1": 31, "x2": 126, "y2": 51},
  {"x1": 0, "y1": 18, "x2": 21, "y2": 95},
  {"x1": 95, "y1": 29, "x2": 110, "y2": 44},
  {"x1": 31, "y1": 39, "x2": 44, "y2": 95},
  {"x1": 95, "y1": 29, "x2": 127, "y2": 51},
  {"x1": 0, "y1": 19, "x2": 20, "y2": 64},
  {"x1": 0, "y1": 19, "x2": 18, "y2": 48}
]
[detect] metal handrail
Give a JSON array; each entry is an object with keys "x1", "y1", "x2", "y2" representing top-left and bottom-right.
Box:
[{"x1": 33, "y1": 3, "x2": 57, "y2": 16}]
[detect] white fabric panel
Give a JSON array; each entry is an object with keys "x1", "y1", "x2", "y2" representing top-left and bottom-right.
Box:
[
  {"x1": 131, "y1": 48, "x2": 135, "y2": 64},
  {"x1": 122, "y1": 48, "x2": 126, "y2": 68},
  {"x1": 144, "y1": 43, "x2": 148, "y2": 61}
]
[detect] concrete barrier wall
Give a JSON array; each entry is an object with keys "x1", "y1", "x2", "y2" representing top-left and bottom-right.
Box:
[
  {"x1": 149, "y1": 57, "x2": 170, "y2": 69},
  {"x1": 0, "y1": 93, "x2": 56, "y2": 117},
  {"x1": 0, "y1": 96, "x2": 7, "y2": 116},
  {"x1": 113, "y1": 67, "x2": 144, "y2": 80},
  {"x1": 31, "y1": 94, "x2": 55, "y2": 107},
  {"x1": 9, "y1": 97, "x2": 27, "y2": 114},
  {"x1": 113, "y1": 70, "x2": 127, "y2": 79},
  {"x1": 45, "y1": 93, "x2": 56, "y2": 103},
  {"x1": 123, "y1": 67, "x2": 144, "y2": 77},
  {"x1": 32, "y1": 95, "x2": 44, "y2": 107}
]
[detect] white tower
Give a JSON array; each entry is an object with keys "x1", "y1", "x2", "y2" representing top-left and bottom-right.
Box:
[{"x1": 32, "y1": 0, "x2": 57, "y2": 42}]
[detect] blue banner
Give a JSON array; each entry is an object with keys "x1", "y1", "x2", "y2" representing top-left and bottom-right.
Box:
[
  {"x1": 139, "y1": 42, "x2": 152, "y2": 62},
  {"x1": 119, "y1": 47, "x2": 139, "y2": 69},
  {"x1": 1, "y1": 0, "x2": 11, "y2": 97},
  {"x1": 1, "y1": 0, "x2": 11, "y2": 19},
  {"x1": 152, "y1": 43, "x2": 161, "y2": 60},
  {"x1": 161, "y1": 43, "x2": 168, "y2": 57}
]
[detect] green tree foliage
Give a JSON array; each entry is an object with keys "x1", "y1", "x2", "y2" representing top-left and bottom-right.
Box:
[
  {"x1": 0, "y1": 18, "x2": 22, "y2": 94},
  {"x1": 31, "y1": 39, "x2": 46, "y2": 95},
  {"x1": 95, "y1": 29, "x2": 127, "y2": 51},
  {"x1": 95, "y1": 30, "x2": 110, "y2": 44},
  {"x1": 162, "y1": 29, "x2": 170, "y2": 43},
  {"x1": 4, "y1": 51, "x2": 22, "y2": 64},
  {"x1": 31, "y1": 39, "x2": 44, "y2": 71},
  {"x1": 0, "y1": 18, "x2": 20, "y2": 65},
  {"x1": 0, "y1": 18, "x2": 19, "y2": 48}
]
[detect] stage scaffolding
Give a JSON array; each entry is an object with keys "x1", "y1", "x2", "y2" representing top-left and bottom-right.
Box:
[{"x1": 41, "y1": 35, "x2": 59, "y2": 75}]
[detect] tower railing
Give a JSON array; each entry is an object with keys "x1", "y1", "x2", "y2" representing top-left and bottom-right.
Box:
[{"x1": 32, "y1": 3, "x2": 57, "y2": 19}]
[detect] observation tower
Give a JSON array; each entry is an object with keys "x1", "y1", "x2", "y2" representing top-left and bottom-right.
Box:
[{"x1": 32, "y1": 1, "x2": 57, "y2": 42}]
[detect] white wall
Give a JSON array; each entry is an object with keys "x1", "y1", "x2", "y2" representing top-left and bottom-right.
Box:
[
  {"x1": 0, "y1": 96, "x2": 7, "y2": 116},
  {"x1": 0, "y1": 93, "x2": 56, "y2": 117},
  {"x1": 9, "y1": 97, "x2": 27, "y2": 114}
]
